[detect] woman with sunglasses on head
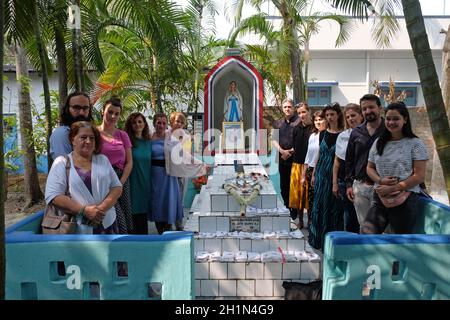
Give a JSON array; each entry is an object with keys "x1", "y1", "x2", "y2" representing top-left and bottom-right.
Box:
[
  {"x1": 99, "y1": 96, "x2": 134, "y2": 234},
  {"x1": 125, "y1": 112, "x2": 152, "y2": 234},
  {"x1": 363, "y1": 101, "x2": 428, "y2": 234},
  {"x1": 149, "y1": 113, "x2": 184, "y2": 234}
]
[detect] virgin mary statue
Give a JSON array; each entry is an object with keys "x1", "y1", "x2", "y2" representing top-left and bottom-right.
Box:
[{"x1": 223, "y1": 81, "x2": 243, "y2": 122}]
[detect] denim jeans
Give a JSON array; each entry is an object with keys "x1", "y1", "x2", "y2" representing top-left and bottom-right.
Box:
[
  {"x1": 352, "y1": 180, "x2": 374, "y2": 231},
  {"x1": 338, "y1": 179, "x2": 360, "y2": 233}
]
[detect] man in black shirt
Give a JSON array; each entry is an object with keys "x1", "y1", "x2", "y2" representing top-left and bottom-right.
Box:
[
  {"x1": 345, "y1": 94, "x2": 384, "y2": 231},
  {"x1": 272, "y1": 98, "x2": 301, "y2": 219}
]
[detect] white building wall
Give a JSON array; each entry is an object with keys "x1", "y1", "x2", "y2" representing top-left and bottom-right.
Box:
[{"x1": 3, "y1": 72, "x2": 59, "y2": 116}]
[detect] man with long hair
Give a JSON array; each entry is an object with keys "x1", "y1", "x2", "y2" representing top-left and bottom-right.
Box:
[{"x1": 50, "y1": 91, "x2": 93, "y2": 160}]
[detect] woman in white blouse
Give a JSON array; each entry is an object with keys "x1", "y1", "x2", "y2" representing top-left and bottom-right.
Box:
[{"x1": 45, "y1": 121, "x2": 122, "y2": 234}]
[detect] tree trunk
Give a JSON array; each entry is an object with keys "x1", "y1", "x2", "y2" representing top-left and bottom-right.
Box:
[
  {"x1": 15, "y1": 45, "x2": 44, "y2": 209},
  {"x1": 55, "y1": 24, "x2": 68, "y2": 110},
  {"x1": 0, "y1": 0, "x2": 6, "y2": 300},
  {"x1": 276, "y1": 0, "x2": 304, "y2": 103},
  {"x1": 32, "y1": 0, "x2": 53, "y2": 171},
  {"x1": 71, "y1": 0, "x2": 84, "y2": 91},
  {"x1": 441, "y1": 24, "x2": 450, "y2": 120},
  {"x1": 402, "y1": 0, "x2": 450, "y2": 202}
]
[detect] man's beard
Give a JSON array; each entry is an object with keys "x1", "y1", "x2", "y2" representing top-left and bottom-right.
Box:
[
  {"x1": 365, "y1": 113, "x2": 378, "y2": 122},
  {"x1": 68, "y1": 114, "x2": 89, "y2": 126}
]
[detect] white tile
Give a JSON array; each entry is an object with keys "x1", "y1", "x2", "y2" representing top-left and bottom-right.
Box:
[
  {"x1": 260, "y1": 217, "x2": 273, "y2": 232},
  {"x1": 251, "y1": 240, "x2": 270, "y2": 253},
  {"x1": 227, "y1": 197, "x2": 241, "y2": 212},
  {"x1": 211, "y1": 195, "x2": 228, "y2": 211},
  {"x1": 287, "y1": 239, "x2": 305, "y2": 251},
  {"x1": 273, "y1": 280, "x2": 285, "y2": 297},
  {"x1": 269, "y1": 239, "x2": 287, "y2": 251},
  {"x1": 273, "y1": 217, "x2": 290, "y2": 231},
  {"x1": 222, "y1": 239, "x2": 240, "y2": 252},
  {"x1": 201, "y1": 280, "x2": 219, "y2": 296},
  {"x1": 282, "y1": 263, "x2": 301, "y2": 279},
  {"x1": 194, "y1": 239, "x2": 204, "y2": 252},
  {"x1": 264, "y1": 263, "x2": 282, "y2": 279},
  {"x1": 262, "y1": 195, "x2": 277, "y2": 209},
  {"x1": 219, "y1": 280, "x2": 237, "y2": 297},
  {"x1": 239, "y1": 239, "x2": 252, "y2": 252},
  {"x1": 237, "y1": 280, "x2": 255, "y2": 297},
  {"x1": 199, "y1": 217, "x2": 216, "y2": 233},
  {"x1": 249, "y1": 195, "x2": 261, "y2": 208},
  {"x1": 209, "y1": 262, "x2": 228, "y2": 280},
  {"x1": 246, "y1": 263, "x2": 264, "y2": 279},
  {"x1": 255, "y1": 280, "x2": 273, "y2": 297},
  {"x1": 204, "y1": 239, "x2": 222, "y2": 252},
  {"x1": 195, "y1": 280, "x2": 201, "y2": 297},
  {"x1": 216, "y1": 217, "x2": 229, "y2": 232},
  {"x1": 301, "y1": 262, "x2": 321, "y2": 280},
  {"x1": 195, "y1": 262, "x2": 209, "y2": 279},
  {"x1": 228, "y1": 263, "x2": 246, "y2": 279}
]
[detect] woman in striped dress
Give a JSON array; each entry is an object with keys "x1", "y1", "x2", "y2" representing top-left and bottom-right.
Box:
[{"x1": 308, "y1": 103, "x2": 344, "y2": 250}]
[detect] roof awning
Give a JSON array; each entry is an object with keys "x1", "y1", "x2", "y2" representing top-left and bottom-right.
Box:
[
  {"x1": 307, "y1": 81, "x2": 338, "y2": 86},
  {"x1": 379, "y1": 81, "x2": 420, "y2": 86}
]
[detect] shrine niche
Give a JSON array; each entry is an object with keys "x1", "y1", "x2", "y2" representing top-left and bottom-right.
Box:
[{"x1": 203, "y1": 54, "x2": 264, "y2": 155}]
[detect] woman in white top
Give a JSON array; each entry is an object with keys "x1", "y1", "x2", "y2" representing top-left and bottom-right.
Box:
[
  {"x1": 166, "y1": 111, "x2": 208, "y2": 231},
  {"x1": 364, "y1": 102, "x2": 428, "y2": 234},
  {"x1": 45, "y1": 121, "x2": 122, "y2": 234},
  {"x1": 303, "y1": 111, "x2": 326, "y2": 227},
  {"x1": 332, "y1": 103, "x2": 363, "y2": 233}
]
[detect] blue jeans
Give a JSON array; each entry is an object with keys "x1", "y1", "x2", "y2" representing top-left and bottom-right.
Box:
[{"x1": 338, "y1": 179, "x2": 359, "y2": 233}]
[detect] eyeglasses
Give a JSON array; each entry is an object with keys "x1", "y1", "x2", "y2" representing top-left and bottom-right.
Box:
[{"x1": 70, "y1": 105, "x2": 90, "y2": 112}]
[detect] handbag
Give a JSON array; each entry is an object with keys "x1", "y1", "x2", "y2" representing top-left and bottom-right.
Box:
[
  {"x1": 41, "y1": 155, "x2": 77, "y2": 234},
  {"x1": 378, "y1": 190, "x2": 411, "y2": 208}
]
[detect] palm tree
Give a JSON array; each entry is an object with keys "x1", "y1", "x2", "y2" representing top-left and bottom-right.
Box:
[
  {"x1": 327, "y1": 0, "x2": 450, "y2": 201},
  {"x1": 31, "y1": 0, "x2": 53, "y2": 170},
  {"x1": 15, "y1": 45, "x2": 45, "y2": 208},
  {"x1": 179, "y1": 0, "x2": 225, "y2": 118},
  {"x1": 228, "y1": 1, "x2": 350, "y2": 103},
  {"x1": 88, "y1": 0, "x2": 187, "y2": 113},
  {"x1": 228, "y1": 0, "x2": 350, "y2": 103},
  {"x1": 1, "y1": 0, "x2": 6, "y2": 300}
]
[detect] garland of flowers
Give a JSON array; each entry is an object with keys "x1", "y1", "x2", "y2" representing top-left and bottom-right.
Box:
[{"x1": 223, "y1": 183, "x2": 261, "y2": 216}]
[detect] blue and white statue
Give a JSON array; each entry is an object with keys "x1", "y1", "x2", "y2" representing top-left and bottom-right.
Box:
[{"x1": 223, "y1": 81, "x2": 243, "y2": 122}]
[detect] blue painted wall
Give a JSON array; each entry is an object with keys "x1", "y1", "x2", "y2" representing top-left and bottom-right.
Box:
[{"x1": 6, "y1": 211, "x2": 194, "y2": 300}]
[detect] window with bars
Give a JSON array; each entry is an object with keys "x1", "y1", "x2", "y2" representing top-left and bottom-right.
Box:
[
  {"x1": 379, "y1": 86, "x2": 417, "y2": 107},
  {"x1": 307, "y1": 87, "x2": 331, "y2": 106}
]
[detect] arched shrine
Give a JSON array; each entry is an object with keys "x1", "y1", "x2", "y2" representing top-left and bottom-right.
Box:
[{"x1": 203, "y1": 54, "x2": 264, "y2": 155}]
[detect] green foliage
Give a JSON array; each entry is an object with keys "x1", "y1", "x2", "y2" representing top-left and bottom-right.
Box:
[{"x1": 30, "y1": 90, "x2": 59, "y2": 157}]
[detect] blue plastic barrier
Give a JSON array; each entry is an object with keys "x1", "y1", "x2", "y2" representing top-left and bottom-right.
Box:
[
  {"x1": 323, "y1": 196, "x2": 450, "y2": 300},
  {"x1": 6, "y1": 211, "x2": 194, "y2": 300}
]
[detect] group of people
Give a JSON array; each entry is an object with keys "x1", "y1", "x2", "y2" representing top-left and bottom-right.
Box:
[
  {"x1": 45, "y1": 91, "x2": 208, "y2": 235},
  {"x1": 273, "y1": 94, "x2": 429, "y2": 250}
]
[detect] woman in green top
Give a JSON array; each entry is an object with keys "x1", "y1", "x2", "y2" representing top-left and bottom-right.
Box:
[{"x1": 125, "y1": 112, "x2": 152, "y2": 234}]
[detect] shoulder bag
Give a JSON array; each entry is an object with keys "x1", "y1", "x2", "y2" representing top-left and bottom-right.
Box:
[{"x1": 41, "y1": 155, "x2": 77, "y2": 234}]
